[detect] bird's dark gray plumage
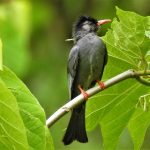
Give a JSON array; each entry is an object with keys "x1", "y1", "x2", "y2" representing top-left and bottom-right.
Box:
[{"x1": 62, "y1": 15, "x2": 109, "y2": 145}]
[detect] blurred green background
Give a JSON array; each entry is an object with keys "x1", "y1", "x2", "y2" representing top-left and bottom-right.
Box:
[{"x1": 0, "y1": 0, "x2": 149, "y2": 149}]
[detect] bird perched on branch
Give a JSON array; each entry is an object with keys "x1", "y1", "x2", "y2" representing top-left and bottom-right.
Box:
[{"x1": 63, "y1": 15, "x2": 111, "y2": 145}]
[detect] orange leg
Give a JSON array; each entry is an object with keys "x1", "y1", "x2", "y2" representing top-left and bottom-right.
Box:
[
  {"x1": 97, "y1": 80, "x2": 105, "y2": 89},
  {"x1": 78, "y1": 85, "x2": 89, "y2": 100}
]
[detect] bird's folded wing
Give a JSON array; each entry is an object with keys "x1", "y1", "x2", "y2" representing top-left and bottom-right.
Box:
[{"x1": 67, "y1": 46, "x2": 79, "y2": 98}]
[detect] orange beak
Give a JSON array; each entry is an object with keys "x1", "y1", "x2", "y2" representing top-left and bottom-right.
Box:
[{"x1": 97, "y1": 19, "x2": 111, "y2": 26}]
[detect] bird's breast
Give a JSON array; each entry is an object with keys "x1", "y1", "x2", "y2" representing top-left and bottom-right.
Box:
[{"x1": 76, "y1": 34, "x2": 106, "y2": 88}]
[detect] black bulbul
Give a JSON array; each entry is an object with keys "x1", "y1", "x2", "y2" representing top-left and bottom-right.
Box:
[{"x1": 63, "y1": 16, "x2": 111, "y2": 145}]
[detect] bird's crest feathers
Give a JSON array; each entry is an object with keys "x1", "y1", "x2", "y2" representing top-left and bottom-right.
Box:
[{"x1": 74, "y1": 15, "x2": 97, "y2": 30}]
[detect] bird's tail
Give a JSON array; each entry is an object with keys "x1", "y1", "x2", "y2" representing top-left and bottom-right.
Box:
[{"x1": 62, "y1": 105, "x2": 88, "y2": 145}]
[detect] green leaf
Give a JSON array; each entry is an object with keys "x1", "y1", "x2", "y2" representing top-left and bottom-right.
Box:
[
  {"x1": 45, "y1": 128, "x2": 54, "y2": 150},
  {"x1": 128, "y1": 93, "x2": 150, "y2": 150},
  {"x1": 103, "y1": 7, "x2": 150, "y2": 70},
  {"x1": 86, "y1": 7, "x2": 150, "y2": 149},
  {"x1": 0, "y1": 66, "x2": 54, "y2": 150},
  {"x1": 0, "y1": 78, "x2": 28, "y2": 150},
  {"x1": 100, "y1": 83, "x2": 148, "y2": 150}
]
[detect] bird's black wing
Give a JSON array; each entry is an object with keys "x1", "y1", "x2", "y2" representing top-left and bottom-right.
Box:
[
  {"x1": 104, "y1": 45, "x2": 108, "y2": 66},
  {"x1": 67, "y1": 46, "x2": 79, "y2": 98}
]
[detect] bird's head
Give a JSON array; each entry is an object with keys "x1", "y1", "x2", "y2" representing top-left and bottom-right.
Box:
[{"x1": 74, "y1": 15, "x2": 111, "y2": 34}]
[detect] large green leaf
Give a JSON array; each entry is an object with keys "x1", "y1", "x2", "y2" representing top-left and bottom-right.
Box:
[
  {"x1": 45, "y1": 128, "x2": 54, "y2": 150},
  {"x1": 86, "y1": 7, "x2": 150, "y2": 149},
  {"x1": 0, "y1": 66, "x2": 54, "y2": 150},
  {"x1": 104, "y1": 9, "x2": 150, "y2": 69},
  {"x1": 128, "y1": 93, "x2": 150, "y2": 150},
  {"x1": 0, "y1": 78, "x2": 28, "y2": 150}
]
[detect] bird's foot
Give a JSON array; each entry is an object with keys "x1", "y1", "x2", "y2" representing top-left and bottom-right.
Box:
[
  {"x1": 78, "y1": 85, "x2": 89, "y2": 101},
  {"x1": 97, "y1": 80, "x2": 105, "y2": 89}
]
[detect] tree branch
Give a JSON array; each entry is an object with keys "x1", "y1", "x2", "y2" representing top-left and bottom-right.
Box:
[{"x1": 46, "y1": 69, "x2": 150, "y2": 128}]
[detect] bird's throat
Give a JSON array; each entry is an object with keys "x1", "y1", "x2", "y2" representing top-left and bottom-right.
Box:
[{"x1": 74, "y1": 30, "x2": 96, "y2": 42}]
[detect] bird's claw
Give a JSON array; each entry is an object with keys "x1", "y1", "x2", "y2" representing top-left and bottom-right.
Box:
[
  {"x1": 78, "y1": 85, "x2": 89, "y2": 101},
  {"x1": 97, "y1": 80, "x2": 105, "y2": 89}
]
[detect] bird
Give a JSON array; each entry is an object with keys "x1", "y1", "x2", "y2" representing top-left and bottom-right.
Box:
[{"x1": 62, "y1": 15, "x2": 111, "y2": 145}]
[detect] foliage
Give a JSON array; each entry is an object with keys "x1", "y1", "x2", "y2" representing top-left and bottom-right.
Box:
[
  {"x1": 0, "y1": 66, "x2": 53, "y2": 150},
  {"x1": 86, "y1": 7, "x2": 150, "y2": 149}
]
